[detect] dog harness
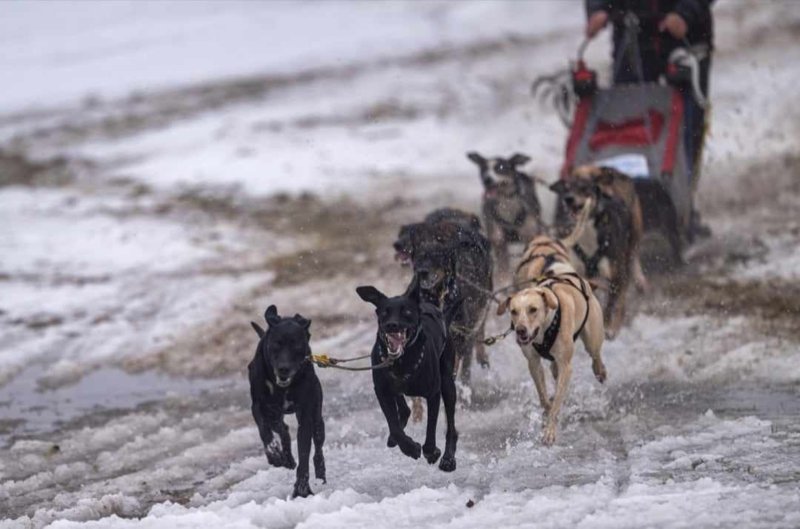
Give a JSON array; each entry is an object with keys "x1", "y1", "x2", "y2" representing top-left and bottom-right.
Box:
[
  {"x1": 515, "y1": 240, "x2": 570, "y2": 275},
  {"x1": 532, "y1": 306, "x2": 561, "y2": 361},
  {"x1": 515, "y1": 252, "x2": 559, "y2": 275},
  {"x1": 531, "y1": 274, "x2": 592, "y2": 361},
  {"x1": 572, "y1": 245, "x2": 601, "y2": 278}
]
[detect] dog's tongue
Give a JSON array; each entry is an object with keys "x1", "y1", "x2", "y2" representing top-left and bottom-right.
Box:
[{"x1": 386, "y1": 331, "x2": 406, "y2": 353}]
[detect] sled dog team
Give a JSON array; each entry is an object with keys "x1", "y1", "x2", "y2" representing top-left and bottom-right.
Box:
[{"x1": 248, "y1": 156, "x2": 648, "y2": 497}]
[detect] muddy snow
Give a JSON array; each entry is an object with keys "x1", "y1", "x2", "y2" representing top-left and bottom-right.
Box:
[{"x1": 1, "y1": 1, "x2": 799, "y2": 528}]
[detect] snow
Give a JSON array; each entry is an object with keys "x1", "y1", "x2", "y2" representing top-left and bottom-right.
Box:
[
  {"x1": 0, "y1": 186, "x2": 276, "y2": 386},
  {"x1": 2, "y1": 0, "x2": 800, "y2": 528},
  {"x1": 0, "y1": 1, "x2": 578, "y2": 113}
]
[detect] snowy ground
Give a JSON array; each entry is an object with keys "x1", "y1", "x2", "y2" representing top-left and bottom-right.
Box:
[{"x1": 1, "y1": 1, "x2": 799, "y2": 527}]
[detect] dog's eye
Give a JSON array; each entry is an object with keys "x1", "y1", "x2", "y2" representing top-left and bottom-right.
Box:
[
  {"x1": 510, "y1": 309, "x2": 518, "y2": 316},
  {"x1": 403, "y1": 308, "x2": 412, "y2": 317},
  {"x1": 528, "y1": 307, "x2": 537, "y2": 314}
]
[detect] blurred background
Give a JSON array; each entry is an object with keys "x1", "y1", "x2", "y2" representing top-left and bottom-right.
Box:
[{"x1": 1, "y1": 1, "x2": 799, "y2": 527}]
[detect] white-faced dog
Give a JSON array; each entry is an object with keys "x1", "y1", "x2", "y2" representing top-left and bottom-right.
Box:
[{"x1": 467, "y1": 152, "x2": 542, "y2": 277}]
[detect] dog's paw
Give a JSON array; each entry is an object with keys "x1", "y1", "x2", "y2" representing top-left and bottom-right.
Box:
[
  {"x1": 592, "y1": 361, "x2": 607, "y2": 384},
  {"x1": 282, "y1": 452, "x2": 297, "y2": 470},
  {"x1": 423, "y1": 446, "x2": 441, "y2": 465},
  {"x1": 400, "y1": 440, "x2": 421, "y2": 460},
  {"x1": 313, "y1": 454, "x2": 326, "y2": 483},
  {"x1": 265, "y1": 444, "x2": 288, "y2": 468},
  {"x1": 541, "y1": 426, "x2": 557, "y2": 446},
  {"x1": 438, "y1": 454, "x2": 456, "y2": 472},
  {"x1": 292, "y1": 480, "x2": 313, "y2": 498},
  {"x1": 387, "y1": 434, "x2": 397, "y2": 448}
]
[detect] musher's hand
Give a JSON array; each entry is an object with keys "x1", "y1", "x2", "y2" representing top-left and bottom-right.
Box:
[
  {"x1": 586, "y1": 11, "x2": 609, "y2": 39},
  {"x1": 659, "y1": 12, "x2": 688, "y2": 40}
]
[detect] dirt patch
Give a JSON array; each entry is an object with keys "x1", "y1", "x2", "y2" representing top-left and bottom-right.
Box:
[
  {"x1": 266, "y1": 198, "x2": 393, "y2": 287},
  {"x1": 653, "y1": 274, "x2": 800, "y2": 339},
  {"x1": 127, "y1": 192, "x2": 414, "y2": 378},
  {"x1": 0, "y1": 149, "x2": 76, "y2": 187},
  {"x1": 170, "y1": 186, "x2": 407, "y2": 287},
  {"x1": 700, "y1": 153, "x2": 800, "y2": 215},
  {"x1": 252, "y1": 99, "x2": 438, "y2": 132}
]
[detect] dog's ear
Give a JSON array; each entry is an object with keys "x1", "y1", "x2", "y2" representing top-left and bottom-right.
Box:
[
  {"x1": 292, "y1": 314, "x2": 311, "y2": 331},
  {"x1": 264, "y1": 305, "x2": 281, "y2": 327},
  {"x1": 496, "y1": 296, "x2": 511, "y2": 316},
  {"x1": 468, "y1": 214, "x2": 482, "y2": 232},
  {"x1": 588, "y1": 278, "x2": 608, "y2": 291},
  {"x1": 356, "y1": 285, "x2": 387, "y2": 306},
  {"x1": 549, "y1": 180, "x2": 567, "y2": 195},
  {"x1": 540, "y1": 288, "x2": 559, "y2": 310},
  {"x1": 509, "y1": 153, "x2": 531, "y2": 167},
  {"x1": 466, "y1": 151, "x2": 487, "y2": 168},
  {"x1": 250, "y1": 322, "x2": 266, "y2": 339},
  {"x1": 594, "y1": 167, "x2": 617, "y2": 186}
]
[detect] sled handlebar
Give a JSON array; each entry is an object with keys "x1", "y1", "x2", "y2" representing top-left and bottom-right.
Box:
[{"x1": 576, "y1": 38, "x2": 591, "y2": 64}]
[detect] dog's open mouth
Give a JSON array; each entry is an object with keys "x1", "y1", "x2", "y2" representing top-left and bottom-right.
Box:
[
  {"x1": 275, "y1": 375, "x2": 293, "y2": 388},
  {"x1": 383, "y1": 330, "x2": 408, "y2": 358},
  {"x1": 419, "y1": 272, "x2": 443, "y2": 291},
  {"x1": 516, "y1": 326, "x2": 539, "y2": 345}
]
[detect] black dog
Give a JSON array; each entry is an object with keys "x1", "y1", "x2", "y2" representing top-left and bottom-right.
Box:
[
  {"x1": 248, "y1": 305, "x2": 325, "y2": 498},
  {"x1": 467, "y1": 152, "x2": 542, "y2": 276},
  {"x1": 356, "y1": 279, "x2": 459, "y2": 472}
]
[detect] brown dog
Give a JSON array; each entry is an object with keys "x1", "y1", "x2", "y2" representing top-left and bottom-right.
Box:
[
  {"x1": 571, "y1": 165, "x2": 648, "y2": 292},
  {"x1": 497, "y1": 274, "x2": 606, "y2": 446},
  {"x1": 550, "y1": 166, "x2": 646, "y2": 339}
]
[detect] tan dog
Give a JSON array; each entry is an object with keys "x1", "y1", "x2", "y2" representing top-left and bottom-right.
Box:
[
  {"x1": 571, "y1": 165, "x2": 648, "y2": 292},
  {"x1": 497, "y1": 274, "x2": 606, "y2": 446}
]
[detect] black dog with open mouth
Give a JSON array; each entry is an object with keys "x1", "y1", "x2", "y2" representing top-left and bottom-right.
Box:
[
  {"x1": 356, "y1": 278, "x2": 460, "y2": 472},
  {"x1": 248, "y1": 305, "x2": 326, "y2": 498}
]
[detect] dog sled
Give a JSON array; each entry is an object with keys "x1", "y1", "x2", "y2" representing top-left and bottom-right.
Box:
[{"x1": 535, "y1": 25, "x2": 708, "y2": 256}]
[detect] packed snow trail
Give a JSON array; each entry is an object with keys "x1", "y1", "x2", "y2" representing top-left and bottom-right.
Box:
[{"x1": 1, "y1": 2, "x2": 799, "y2": 528}]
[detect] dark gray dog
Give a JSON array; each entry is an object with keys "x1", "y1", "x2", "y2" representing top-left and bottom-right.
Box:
[
  {"x1": 393, "y1": 210, "x2": 493, "y2": 382},
  {"x1": 467, "y1": 152, "x2": 542, "y2": 277}
]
